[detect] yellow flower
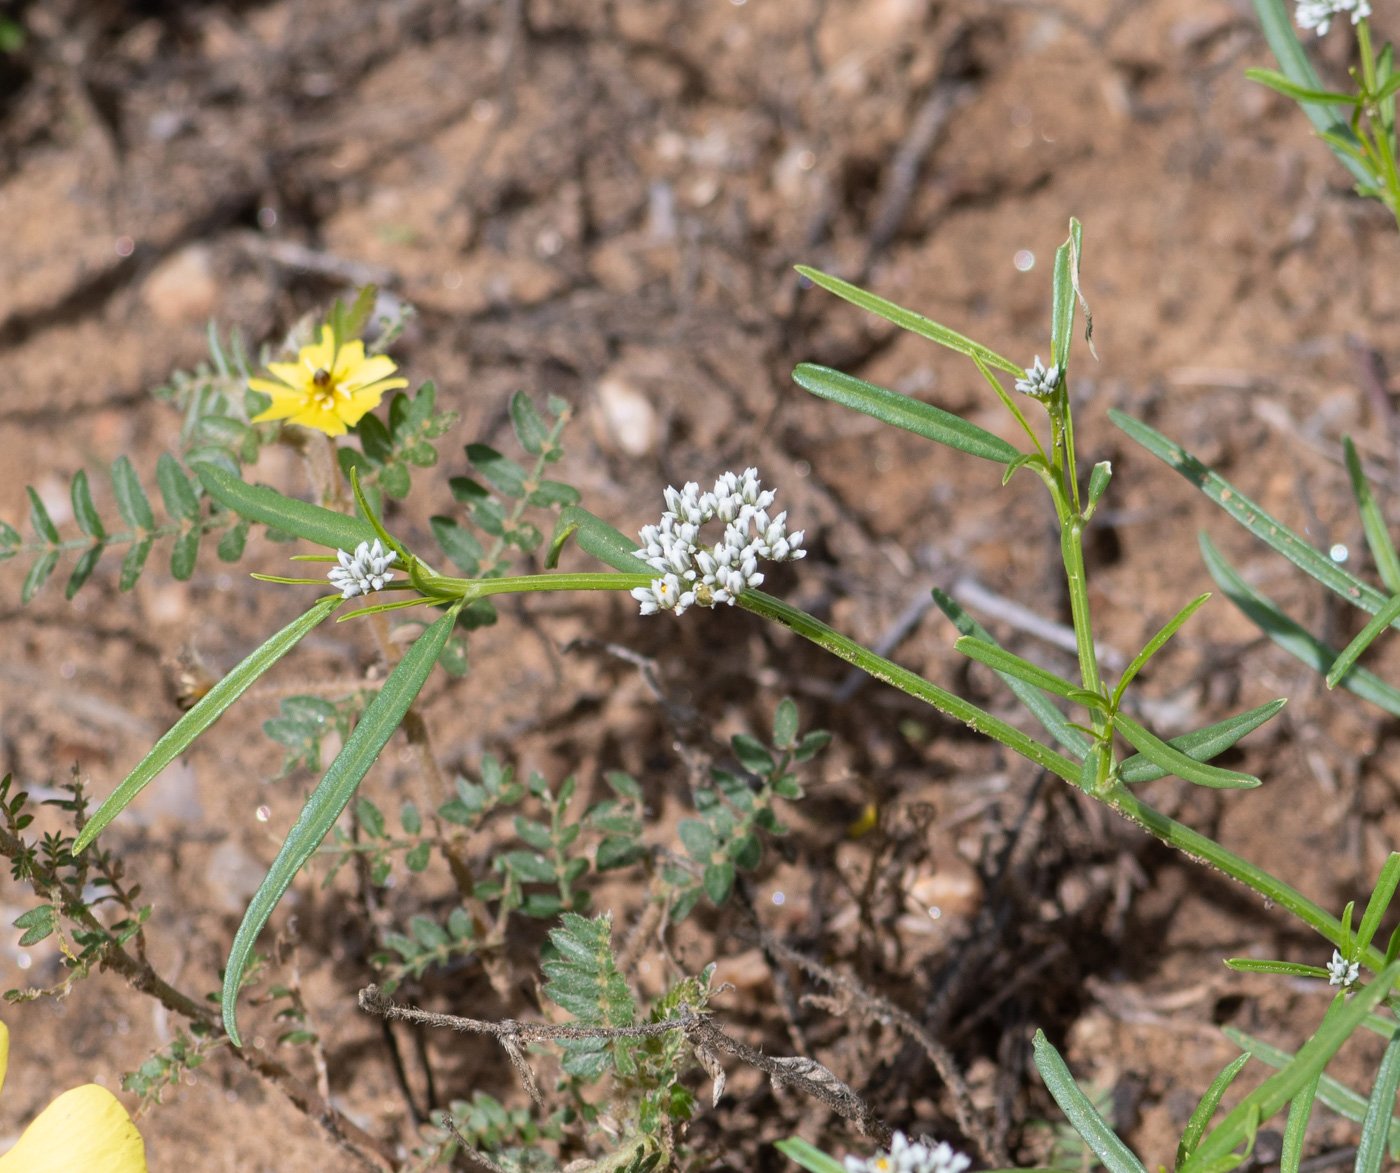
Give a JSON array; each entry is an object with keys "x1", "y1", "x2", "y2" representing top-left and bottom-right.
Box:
[
  {"x1": 0, "y1": 1020, "x2": 147, "y2": 1173},
  {"x1": 249, "y1": 331, "x2": 407, "y2": 437}
]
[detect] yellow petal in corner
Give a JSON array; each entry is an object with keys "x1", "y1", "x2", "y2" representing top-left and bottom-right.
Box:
[{"x1": 0, "y1": 1085, "x2": 147, "y2": 1173}]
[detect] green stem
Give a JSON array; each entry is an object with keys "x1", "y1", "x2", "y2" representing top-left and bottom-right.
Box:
[
  {"x1": 482, "y1": 410, "x2": 572, "y2": 575},
  {"x1": 443, "y1": 571, "x2": 653, "y2": 601},
  {"x1": 8, "y1": 515, "x2": 232, "y2": 558}
]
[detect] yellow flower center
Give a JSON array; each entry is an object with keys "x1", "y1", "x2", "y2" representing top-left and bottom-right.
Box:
[{"x1": 309, "y1": 367, "x2": 342, "y2": 409}]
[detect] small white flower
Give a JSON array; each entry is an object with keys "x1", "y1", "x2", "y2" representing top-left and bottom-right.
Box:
[
  {"x1": 328, "y1": 539, "x2": 399, "y2": 599},
  {"x1": 1327, "y1": 949, "x2": 1360, "y2": 987},
  {"x1": 1015, "y1": 356, "x2": 1061, "y2": 399},
  {"x1": 844, "y1": 1133, "x2": 971, "y2": 1173},
  {"x1": 1295, "y1": 0, "x2": 1370, "y2": 35}
]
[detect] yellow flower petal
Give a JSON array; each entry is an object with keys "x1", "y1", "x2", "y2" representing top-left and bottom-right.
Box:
[
  {"x1": 300, "y1": 333, "x2": 337, "y2": 374},
  {"x1": 258, "y1": 364, "x2": 304, "y2": 389},
  {"x1": 287, "y1": 402, "x2": 350, "y2": 436},
  {"x1": 0, "y1": 1021, "x2": 8, "y2": 1097},
  {"x1": 0, "y1": 1085, "x2": 146, "y2": 1173},
  {"x1": 250, "y1": 388, "x2": 314, "y2": 423},
  {"x1": 331, "y1": 338, "x2": 367, "y2": 374}
]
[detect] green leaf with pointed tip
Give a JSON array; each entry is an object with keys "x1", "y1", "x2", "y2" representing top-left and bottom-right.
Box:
[
  {"x1": 1357, "y1": 1032, "x2": 1400, "y2": 1173},
  {"x1": 932, "y1": 587, "x2": 1090, "y2": 759},
  {"x1": 527, "y1": 480, "x2": 581, "y2": 508},
  {"x1": 157, "y1": 453, "x2": 199, "y2": 521},
  {"x1": 1327, "y1": 594, "x2": 1400, "y2": 689},
  {"x1": 1280, "y1": 1074, "x2": 1318, "y2": 1173},
  {"x1": 65, "y1": 544, "x2": 104, "y2": 599},
  {"x1": 169, "y1": 529, "x2": 199, "y2": 581},
  {"x1": 1186, "y1": 967, "x2": 1400, "y2": 1173},
  {"x1": 1033, "y1": 1029, "x2": 1149, "y2": 1173},
  {"x1": 1088, "y1": 461, "x2": 1112, "y2": 510},
  {"x1": 195, "y1": 463, "x2": 377, "y2": 552},
  {"x1": 1112, "y1": 411, "x2": 1391, "y2": 617},
  {"x1": 509, "y1": 391, "x2": 549, "y2": 455},
  {"x1": 1199, "y1": 532, "x2": 1400, "y2": 718},
  {"x1": 1345, "y1": 437, "x2": 1400, "y2": 595},
  {"x1": 112, "y1": 456, "x2": 155, "y2": 531},
  {"x1": 119, "y1": 539, "x2": 152, "y2": 592},
  {"x1": 77, "y1": 596, "x2": 339, "y2": 854},
  {"x1": 792, "y1": 364, "x2": 1020, "y2": 463},
  {"x1": 1243, "y1": 68, "x2": 1358, "y2": 104},
  {"x1": 1112, "y1": 712, "x2": 1260, "y2": 789},
  {"x1": 1178, "y1": 1052, "x2": 1252, "y2": 1169},
  {"x1": 70, "y1": 470, "x2": 105, "y2": 540},
  {"x1": 1050, "y1": 226, "x2": 1080, "y2": 371},
  {"x1": 467, "y1": 444, "x2": 528, "y2": 498},
  {"x1": 956, "y1": 636, "x2": 1095, "y2": 704},
  {"x1": 1222, "y1": 959, "x2": 1330, "y2": 978},
  {"x1": 1225, "y1": 1027, "x2": 1400, "y2": 1161},
  {"x1": 796, "y1": 266, "x2": 1023, "y2": 375},
  {"x1": 1114, "y1": 594, "x2": 1209, "y2": 707},
  {"x1": 1358, "y1": 854, "x2": 1400, "y2": 960},
  {"x1": 546, "y1": 505, "x2": 652, "y2": 574},
  {"x1": 774, "y1": 1138, "x2": 848, "y2": 1173},
  {"x1": 21, "y1": 550, "x2": 57, "y2": 603},
  {"x1": 430, "y1": 515, "x2": 483, "y2": 576},
  {"x1": 26, "y1": 487, "x2": 58, "y2": 544},
  {"x1": 222, "y1": 609, "x2": 453, "y2": 1045}
]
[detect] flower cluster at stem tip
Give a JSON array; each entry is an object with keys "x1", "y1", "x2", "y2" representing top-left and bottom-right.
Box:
[
  {"x1": 328, "y1": 539, "x2": 399, "y2": 599},
  {"x1": 1327, "y1": 948, "x2": 1360, "y2": 988},
  {"x1": 632, "y1": 468, "x2": 805, "y2": 616},
  {"x1": 1294, "y1": 0, "x2": 1370, "y2": 35},
  {"x1": 844, "y1": 1133, "x2": 971, "y2": 1173},
  {"x1": 1015, "y1": 356, "x2": 1061, "y2": 399}
]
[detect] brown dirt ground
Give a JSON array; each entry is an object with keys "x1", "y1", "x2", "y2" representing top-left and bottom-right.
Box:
[{"x1": 2, "y1": 0, "x2": 1400, "y2": 1170}]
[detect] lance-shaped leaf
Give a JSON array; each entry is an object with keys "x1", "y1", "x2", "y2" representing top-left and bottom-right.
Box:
[
  {"x1": 1177, "y1": 1053, "x2": 1252, "y2": 1170},
  {"x1": 1326, "y1": 594, "x2": 1400, "y2": 688},
  {"x1": 773, "y1": 1138, "x2": 848, "y2": 1173},
  {"x1": 195, "y1": 463, "x2": 377, "y2": 551},
  {"x1": 222, "y1": 611, "x2": 454, "y2": 1044},
  {"x1": 546, "y1": 505, "x2": 652, "y2": 575},
  {"x1": 1113, "y1": 594, "x2": 1209, "y2": 707},
  {"x1": 1345, "y1": 437, "x2": 1400, "y2": 594},
  {"x1": 1243, "y1": 68, "x2": 1357, "y2": 105},
  {"x1": 21, "y1": 551, "x2": 58, "y2": 603},
  {"x1": 796, "y1": 266, "x2": 1023, "y2": 374},
  {"x1": 1033, "y1": 1030, "x2": 1149, "y2": 1173},
  {"x1": 26, "y1": 487, "x2": 58, "y2": 544},
  {"x1": 955, "y1": 637, "x2": 1101, "y2": 706},
  {"x1": 1200, "y1": 533, "x2": 1400, "y2": 719},
  {"x1": 112, "y1": 456, "x2": 155, "y2": 531},
  {"x1": 76, "y1": 596, "x2": 340, "y2": 852},
  {"x1": 157, "y1": 453, "x2": 200, "y2": 521},
  {"x1": 1358, "y1": 1032, "x2": 1400, "y2": 1173},
  {"x1": 70, "y1": 470, "x2": 105, "y2": 540},
  {"x1": 1225, "y1": 1027, "x2": 1400, "y2": 1160},
  {"x1": 1050, "y1": 220, "x2": 1083, "y2": 371},
  {"x1": 1185, "y1": 967, "x2": 1400, "y2": 1173},
  {"x1": 1358, "y1": 854, "x2": 1400, "y2": 960},
  {"x1": 1111, "y1": 712, "x2": 1260, "y2": 789},
  {"x1": 792, "y1": 364, "x2": 1020, "y2": 463},
  {"x1": 1280, "y1": 1075, "x2": 1319, "y2": 1173},
  {"x1": 1223, "y1": 958, "x2": 1330, "y2": 979},
  {"x1": 1111, "y1": 411, "x2": 1391, "y2": 618},
  {"x1": 932, "y1": 588, "x2": 1090, "y2": 759}
]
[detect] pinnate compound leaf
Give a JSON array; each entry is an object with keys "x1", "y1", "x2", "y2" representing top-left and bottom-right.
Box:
[
  {"x1": 222, "y1": 610, "x2": 454, "y2": 1045},
  {"x1": 1178, "y1": 1052, "x2": 1252, "y2": 1169},
  {"x1": 77, "y1": 596, "x2": 340, "y2": 854},
  {"x1": 1111, "y1": 712, "x2": 1260, "y2": 789},
  {"x1": 542, "y1": 912, "x2": 637, "y2": 1028},
  {"x1": 112, "y1": 456, "x2": 155, "y2": 531},
  {"x1": 1034, "y1": 1029, "x2": 1149, "y2": 1173},
  {"x1": 195, "y1": 463, "x2": 377, "y2": 552},
  {"x1": 792, "y1": 364, "x2": 1019, "y2": 463}
]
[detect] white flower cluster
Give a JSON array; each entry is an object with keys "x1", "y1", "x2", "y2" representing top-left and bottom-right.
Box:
[
  {"x1": 328, "y1": 539, "x2": 399, "y2": 599},
  {"x1": 631, "y1": 468, "x2": 805, "y2": 616},
  {"x1": 1295, "y1": 0, "x2": 1370, "y2": 35},
  {"x1": 1327, "y1": 948, "x2": 1360, "y2": 987},
  {"x1": 844, "y1": 1133, "x2": 971, "y2": 1173},
  {"x1": 1015, "y1": 356, "x2": 1061, "y2": 399}
]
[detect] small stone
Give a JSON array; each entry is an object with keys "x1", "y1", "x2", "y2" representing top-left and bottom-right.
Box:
[
  {"x1": 143, "y1": 244, "x2": 218, "y2": 325},
  {"x1": 595, "y1": 374, "x2": 659, "y2": 456}
]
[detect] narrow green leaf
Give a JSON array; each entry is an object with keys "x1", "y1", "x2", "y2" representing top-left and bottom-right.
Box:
[
  {"x1": 956, "y1": 636, "x2": 1092, "y2": 703},
  {"x1": 169, "y1": 529, "x2": 200, "y2": 581},
  {"x1": 1280, "y1": 1074, "x2": 1319, "y2": 1173},
  {"x1": 509, "y1": 391, "x2": 548, "y2": 455},
  {"x1": 112, "y1": 456, "x2": 155, "y2": 531},
  {"x1": 26, "y1": 487, "x2": 59, "y2": 543},
  {"x1": 1114, "y1": 594, "x2": 1210, "y2": 706},
  {"x1": 546, "y1": 506, "x2": 653, "y2": 575},
  {"x1": 1111, "y1": 712, "x2": 1260, "y2": 789},
  {"x1": 795, "y1": 266, "x2": 1023, "y2": 375},
  {"x1": 1344, "y1": 437, "x2": 1400, "y2": 594},
  {"x1": 1223, "y1": 959, "x2": 1330, "y2": 978},
  {"x1": 1050, "y1": 235, "x2": 1075, "y2": 371},
  {"x1": 157, "y1": 453, "x2": 200, "y2": 521},
  {"x1": 467, "y1": 444, "x2": 528, "y2": 498},
  {"x1": 21, "y1": 550, "x2": 58, "y2": 603},
  {"x1": 1178, "y1": 1053, "x2": 1252, "y2": 1169},
  {"x1": 222, "y1": 610, "x2": 454, "y2": 1045},
  {"x1": 1327, "y1": 594, "x2": 1400, "y2": 689},
  {"x1": 1358, "y1": 854, "x2": 1400, "y2": 960},
  {"x1": 77, "y1": 596, "x2": 340, "y2": 853},
  {"x1": 1357, "y1": 1032, "x2": 1400, "y2": 1173},
  {"x1": 792, "y1": 364, "x2": 1020, "y2": 463},
  {"x1": 1249, "y1": 0, "x2": 1371, "y2": 183},
  {"x1": 774, "y1": 1138, "x2": 848, "y2": 1173},
  {"x1": 119, "y1": 539, "x2": 152, "y2": 591},
  {"x1": 343, "y1": 283, "x2": 378, "y2": 341},
  {"x1": 194, "y1": 463, "x2": 377, "y2": 552},
  {"x1": 1243, "y1": 68, "x2": 1358, "y2": 104},
  {"x1": 1088, "y1": 461, "x2": 1113, "y2": 511},
  {"x1": 70, "y1": 470, "x2": 105, "y2": 540},
  {"x1": 1200, "y1": 533, "x2": 1400, "y2": 718},
  {"x1": 1033, "y1": 1029, "x2": 1149, "y2": 1173},
  {"x1": 1111, "y1": 412, "x2": 1391, "y2": 618},
  {"x1": 65, "y1": 544, "x2": 104, "y2": 599},
  {"x1": 1186, "y1": 966, "x2": 1400, "y2": 1173},
  {"x1": 932, "y1": 587, "x2": 1090, "y2": 758},
  {"x1": 1226, "y1": 1027, "x2": 1400, "y2": 1160}
]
